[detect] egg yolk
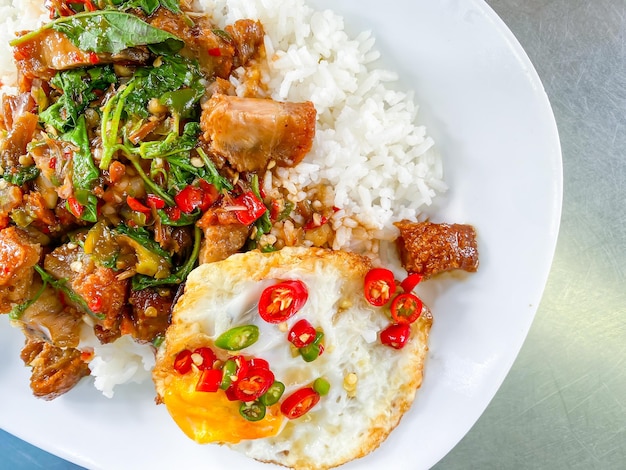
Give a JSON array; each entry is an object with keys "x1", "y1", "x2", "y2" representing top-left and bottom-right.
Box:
[{"x1": 163, "y1": 372, "x2": 284, "y2": 444}]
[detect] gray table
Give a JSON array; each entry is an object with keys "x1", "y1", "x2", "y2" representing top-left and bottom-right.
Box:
[
  {"x1": 437, "y1": 0, "x2": 626, "y2": 468},
  {"x1": 1, "y1": 0, "x2": 625, "y2": 468}
]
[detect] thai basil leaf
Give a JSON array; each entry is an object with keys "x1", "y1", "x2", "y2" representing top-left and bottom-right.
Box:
[
  {"x1": 62, "y1": 115, "x2": 99, "y2": 223},
  {"x1": 12, "y1": 11, "x2": 185, "y2": 55},
  {"x1": 159, "y1": 88, "x2": 200, "y2": 118},
  {"x1": 8, "y1": 280, "x2": 47, "y2": 320},
  {"x1": 122, "y1": 151, "x2": 176, "y2": 207},
  {"x1": 131, "y1": 226, "x2": 200, "y2": 290},
  {"x1": 251, "y1": 174, "x2": 272, "y2": 239},
  {"x1": 2, "y1": 166, "x2": 40, "y2": 186},
  {"x1": 139, "y1": 122, "x2": 200, "y2": 160},
  {"x1": 115, "y1": 223, "x2": 172, "y2": 261},
  {"x1": 33, "y1": 265, "x2": 104, "y2": 320},
  {"x1": 124, "y1": 55, "x2": 204, "y2": 119},
  {"x1": 196, "y1": 147, "x2": 233, "y2": 191},
  {"x1": 110, "y1": 0, "x2": 181, "y2": 15},
  {"x1": 156, "y1": 208, "x2": 200, "y2": 226},
  {"x1": 40, "y1": 66, "x2": 116, "y2": 132}
]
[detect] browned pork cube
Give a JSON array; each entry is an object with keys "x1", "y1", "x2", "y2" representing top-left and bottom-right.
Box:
[
  {"x1": 225, "y1": 19, "x2": 266, "y2": 68},
  {"x1": 13, "y1": 30, "x2": 101, "y2": 86},
  {"x1": 394, "y1": 220, "x2": 479, "y2": 279},
  {"x1": 44, "y1": 242, "x2": 128, "y2": 336},
  {"x1": 0, "y1": 226, "x2": 42, "y2": 313},
  {"x1": 196, "y1": 207, "x2": 250, "y2": 264},
  {"x1": 20, "y1": 338, "x2": 90, "y2": 401},
  {"x1": 201, "y1": 94, "x2": 316, "y2": 172}
]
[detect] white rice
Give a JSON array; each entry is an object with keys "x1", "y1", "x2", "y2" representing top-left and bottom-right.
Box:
[
  {"x1": 0, "y1": 0, "x2": 445, "y2": 395},
  {"x1": 79, "y1": 329, "x2": 156, "y2": 398},
  {"x1": 199, "y1": 0, "x2": 446, "y2": 252},
  {"x1": 0, "y1": 0, "x2": 47, "y2": 92}
]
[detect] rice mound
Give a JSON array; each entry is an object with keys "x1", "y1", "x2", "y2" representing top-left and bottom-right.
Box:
[
  {"x1": 201, "y1": 0, "x2": 445, "y2": 254},
  {"x1": 0, "y1": 0, "x2": 444, "y2": 396}
]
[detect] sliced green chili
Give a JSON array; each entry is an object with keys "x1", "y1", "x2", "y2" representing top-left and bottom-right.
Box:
[
  {"x1": 260, "y1": 381, "x2": 285, "y2": 406},
  {"x1": 239, "y1": 401, "x2": 266, "y2": 422},
  {"x1": 313, "y1": 377, "x2": 331, "y2": 396},
  {"x1": 215, "y1": 325, "x2": 260, "y2": 351},
  {"x1": 299, "y1": 330, "x2": 324, "y2": 362}
]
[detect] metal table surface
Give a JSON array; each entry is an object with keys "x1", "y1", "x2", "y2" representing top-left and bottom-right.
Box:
[{"x1": 1, "y1": 0, "x2": 625, "y2": 469}]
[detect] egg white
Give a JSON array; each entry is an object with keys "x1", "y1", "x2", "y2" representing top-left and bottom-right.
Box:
[{"x1": 153, "y1": 247, "x2": 432, "y2": 470}]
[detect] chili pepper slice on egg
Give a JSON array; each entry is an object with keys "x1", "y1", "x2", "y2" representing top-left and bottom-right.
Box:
[
  {"x1": 390, "y1": 292, "x2": 423, "y2": 325},
  {"x1": 363, "y1": 268, "x2": 396, "y2": 307},
  {"x1": 280, "y1": 387, "x2": 320, "y2": 419},
  {"x1": 258, "y1": 280, "x2": 308, "y2": 323}
]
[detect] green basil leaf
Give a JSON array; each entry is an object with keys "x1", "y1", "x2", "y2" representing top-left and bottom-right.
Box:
[
  {"x1": 2, "y1": 166, "x2": 40, "y2": 186},
  {"x1": 131, "y1": 226, "x2": 200, "y2": 290},
  {"x1": 125, "y1": 55, "x2": 204, "y2": 119},
  {"x1": 61, "y1": 115, "x2": 99, "y2": 223},
  {"x1": 155, "y1": 208, "x2": 200, "y2": 226},
  {"x1": 50, "y1": 11, "x2": 184, "y2": 55},
  {"x1": 40, "y1": 66, "x2": 116, "y2": 132},
  {"x1": 115, "y1": 224, "x2": 172, "y2": 261}
]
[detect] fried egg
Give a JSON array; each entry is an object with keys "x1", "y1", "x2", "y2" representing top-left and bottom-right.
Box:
[{"x1": 153, "y1": 247, "x2": 432, "y2": 470}]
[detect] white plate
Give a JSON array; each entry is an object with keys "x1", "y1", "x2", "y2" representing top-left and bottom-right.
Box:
[{"x1": 0, "y1": 0, "x2": 562, "y2": 469}]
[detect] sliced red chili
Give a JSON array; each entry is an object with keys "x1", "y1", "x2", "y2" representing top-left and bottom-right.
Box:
[
  {"x1": 164, "y1": 206, "x2": 181, "y2": 221},
  {"x1": 196, "y1": 368, "x2": 222, "y2": 393},
  {"x1": 220, "y1": 355, "x2": 248, "y2": 391},
  {"x1": 288, "y1": 319, "x2": 317, "y2": 348},
  {"x1": 66, "y1": 197, "x2": 84, "y2": 218},
  {"x1": 280, "y1": 387, "x2": 320, "y2": 419},
  {"x1": 247, "y1": 357, "x2": 270, "y2": 370},
  {"x1": 231, "y1": 366, "x2": 275, "y2": 402},
  {"x1": 232, "y1": 191, "x2": 267, "y2": 225},
  {"x1": 175, "y1": 185, "x2": 205, "y2": 213},
  {"x1": 303, "y1": 213, "x2": 329, "y2": 231},
  {"x1": 126, "y1": 195, "x2": 151, "y2": 215},
  {"x1": 400, "y1": 273, "x2": 423, "y2": 293},
  {"x1": 191, "y1": 347, "x2": 216, "y2": 370},
  {"x1": 88, "y1": 51, "x2": 100, "y2": 64},
  {"x1": 198, "y1": 180, "x2": 219, "y2": 209},
  {"x1": 208, "y1": 47, "x2": 222, "y2": 57},
  {"x1": 258, "y1": 280, "x2": 308, "y2": 323},
  {"x1": 269, "y1": 200, "x2": 282, "y2": 221},
  {"x1": 380, "y1": 323, "x2": 411, "y2": 349},
  {"x1": 390, "y1": 292, "x2": 423, "y2": 325},
  {"x1": 88, "y1": 296, "x2": 102, "y2": 313},
  {"x1": 146, "y1": 193, "x2": 166, "y2": 209},
  {"x1": 364, "y1": 268, "x2": 396, "y2": 307},
  {"x1": 173, "y1": 349, "x2": 193, "y2": 375}
]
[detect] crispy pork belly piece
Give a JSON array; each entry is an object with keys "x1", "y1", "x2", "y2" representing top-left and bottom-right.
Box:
[
  {"x1": 18, "y1": 282, "x2": 84, "y2": 348},
  {"x1": 224, "y1": 19, "x2": 266, "y2": 68},
  {"x1": 201, "y1": 94, "x2": 316, "y2": 172},
  {"x1": 44, "y1": 242, "x2": 128, "y2": 336},
  {"x1": 0, "y1": 227, "x2": 42, "y2": 314},
  {"x1": 12, "y1": 30, "x2": 148, "y2": 90},
  {"x1": 196, "y1": 207, "x2": 249, "y2": 264},
  {"x1": 0, "y1": 92, "x2": 36, "y2": 132},
  {"x1": 149, "y1": 9, "x2": 235, "y2": 78},
  {"x1": 20, "y1": 337, "x2": 90, "y2": 400},
  {"x1": 13, "y1": 30, "x2": 97, "y2": 86},
  {"x1": 0, "y1": 93, "x2": 38, "y2": 170},
  {"x1": 126, "y1": 287, "x2": 174, "y2": 343},
  {"x1": 0, "y1": 183, "x2": 23, "y2": 224},
  {"x1": 394, "y1": 220, "x2": 479, "y2": 279}
]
